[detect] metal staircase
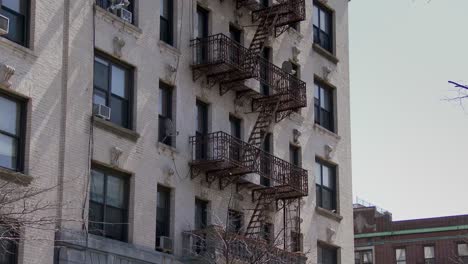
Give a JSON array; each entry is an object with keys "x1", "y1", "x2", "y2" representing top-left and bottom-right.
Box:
[{"x1": 245, "y1": 192, "x2": 276, "y2": 238}]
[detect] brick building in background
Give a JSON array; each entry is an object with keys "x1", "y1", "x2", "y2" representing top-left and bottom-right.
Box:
[{"x1": 354, "y1": 200, "x2": 468, "y2": 264}]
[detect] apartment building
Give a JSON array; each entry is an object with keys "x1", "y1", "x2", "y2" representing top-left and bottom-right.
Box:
[
  {"x1": 0, "y1": 0, "x2": 352, "y2": 263},
  {"x1": 354, "y1": 201, "x2": 468, "y2": 264}
]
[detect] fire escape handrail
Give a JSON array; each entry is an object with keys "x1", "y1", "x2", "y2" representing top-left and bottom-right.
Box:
[{"x1": 190, "y1": 131, "x2": 308, "y2": 196}]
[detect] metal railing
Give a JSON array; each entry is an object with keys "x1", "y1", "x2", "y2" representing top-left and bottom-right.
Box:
[
  {"x1": 252, "y1": 0, "x2": 306, "y2": 26},
  {"x1": 182, "y1": 226, "x2": 307, "y2": 264},
  {"x1": 190, "y1": 131, "x2": 308, "y2": 196}
]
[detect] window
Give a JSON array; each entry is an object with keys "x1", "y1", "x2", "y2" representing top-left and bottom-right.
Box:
[
  {"x1": 158, "y1": 82, "x2": 174, "y2": 146},
  {"x1": 0, "y1": 225, "x2": 18, "y2": 264},
  {"x1": 195, "y1": 6, "x2": 209, "y2": 64},
  {"x1": 315, "y1": 159, "x2": 336, "y2": 211},
  {"x1": 229, "y1": 25, "x2": 242, "y2": 65},
  {"x1": 260, "y1": 0, "x2": 269, "y2": 7},
  {"x1": 313, "y1": 2, "x2": 333, "y2": 52},
  {"x1": 156, "y1": 185, "x2": 171, "y2": 250},
  {"x1": 229, "y1": 115, "x2": 242, "y2": 161},
  {"x1": 160, "y1": 0, "x2": 173, "y2": 45},
  {"x1": 260, "y1": 133, "x2": 272, "y2": 186},
  {"x1": 291, "y1": 231, "x2": 303, "y2": 252},
  {"x1": 424, "y1": 246, "x2": 435, "y2": 264},
  {"x1": 89, "y1": 167, "x2": 129, "y2": 242},
  {"x1": 318, "y1": 244, "x2": 337, "y2": 264},
  {"x1": 395, "y1": 248, "x2": 406, "y2": 264},
  {"x1": 355, "y1": 250, "x2": 373, "y2": 264},
  {"x1": 96, "y1": 0, "x2": 135, "y2": 24},
  {"x1": 227, "y1": 210, "x2": 243, "y2": 233},
  {"x1": 261, "y1": 223, "x2": 273, "y2": 243},
  {"x1": 0, "y1": 93, "x2": 25, "y2": 172},
  {"x1": 229, "y1": 25, "x2": 242, "y2": 44},
  {"x1": 195, "y1": 100, "x2": 208, "y2": 159},
  {"x1": 195, "y1": 199, "x2": 208, "y2": 230},
  {"x1": 94, "y1": 54, "x2": 133, "y2": 129},
  {"x1": 260, "y1": 47, "x2": 271, "y2": 96},
  {"x1": 314, "y1": 82, "x2": 334, "y2": 132},
  {"x1": 290, "y1": 145, "x2": 301, "y2": 167},
  {"x1": 0, "y1": 0, "x2": 29, "y2": 46}
]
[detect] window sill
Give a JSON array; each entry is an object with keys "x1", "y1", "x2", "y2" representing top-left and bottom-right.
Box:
[
  {"x1": 158, "y1": 41, "x2": 180, "y2": 56},
  {"x1": 0, "y1": 37, "x2": 37, "y2": 60},
  {"x1": 93, "y1": 117, "x2": 140, "y2": 142},
  {"x1": 313, "y1": 43, "x2": 339, "y2": 64},
  {"x1": 95, "y1": 6, "x2": 142, "y2": 37},
  {"x1": 316, "y1": 206, "x2": 343, "y2": 223},
  {"x1": 313, "y1": 123, "x2": 341, "y2": 141},
  {"x1": 0, "y1": 167, "x2": 33, "y2": 186},
  {"x1": 156, "y1": 142, "x2": 178, "y2": 156},
  {"x1": 288, "y1": 27, "x2": 304, "y2": 41}
]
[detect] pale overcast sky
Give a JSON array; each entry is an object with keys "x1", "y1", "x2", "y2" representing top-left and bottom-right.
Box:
[{"x1": 350, "y1": 0, "x2": 468, "y2": 220}]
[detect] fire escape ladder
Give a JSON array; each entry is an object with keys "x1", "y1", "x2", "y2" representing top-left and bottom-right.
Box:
[
  {"x1": 247, "y1": 98, "x2": 280, "y2": 148},
  {"x1": 245, "y1": 192, "x2": 275, "y2": 238},
  {"x1": 284, "y1": 199, "x2": 301, "y2": 250},
  {"x1": 248, "y1": 9, "x2": 279, "y2": 59}
]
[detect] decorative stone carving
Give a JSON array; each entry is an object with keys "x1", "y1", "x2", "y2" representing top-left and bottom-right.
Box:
[
  {"x1": 326, "y1": 226, "x2": 336, "y2": 243},
  {"x1": 113, "y1": 36, "x2": 125, "y2": 57},
  {"x1": 322, "y1": 66, "x2": 332, "y2": 81},
  {"x1": 325, "y1": 144, "x2": 334, "y2": 159},
  {"x1": 110, "y1": 146, "x2": 123, "y2": 167},
  {"x1": 292, "y1": 47, "x2": 301, "y2": 63},
  {"x1": 0, "y1": 64, "x2": 15, "y2": 88},
  {"x1": 164, "y1": 64, "x2": 177, "y2": 84},
  {"x1": 293, "y1": 129, "x2": 301, "y2": 144}
]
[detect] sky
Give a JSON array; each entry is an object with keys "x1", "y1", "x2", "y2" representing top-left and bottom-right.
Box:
[{"x1": 349, "y1": 0, "x2": 468, "y2": 220}]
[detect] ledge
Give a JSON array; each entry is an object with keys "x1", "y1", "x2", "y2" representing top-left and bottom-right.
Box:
[
  {"x1": 156, "y1": 142, "x2": 179, "y2": 156},
  {"x1": 93, "y1": 117, "x2": 140, "y2": 142},
  {"x1": 313, "y1": 124, "x2": 341, "y2": 141},
  {"x1": 0, "y1": 167, "x2": 33, "y2": 185},
  {"x1": 158, "y1": 41, "x2": 181, "y2": 56},
  {"x1": 316, "y1": 206, "x2": 343, "y2": 223},
  {"x1": 95, "y1": 6, "x2": 142, "y2": 37},
  {"x1": 0, "y1": 37, "x2": 37, "y2": 60},
  {"x1": 313, "y1": 43, "x2": 339, "y2": 64}
]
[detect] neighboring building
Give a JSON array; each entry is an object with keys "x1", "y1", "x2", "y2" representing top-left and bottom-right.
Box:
[
  {"x1": 354, "y1": 201, "x2": 468, "y2": 264},
  {"x1": 0, "y1": 0, "x2": 352, "y2": 263}
]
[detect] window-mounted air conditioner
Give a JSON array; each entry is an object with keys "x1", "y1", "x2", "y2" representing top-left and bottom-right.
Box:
[
  {"x1": 156, "y1": 236, "x2": 173, "y2": 253},
  {"x1": 0, "y1": 15, "x2": 9, "y2": 35},
  {"x1": 118, "y1": 8, "x2": 132, "y2": 24},
  {"x1": 93, "y1": 104, "x2": 111, "y2": 120}
]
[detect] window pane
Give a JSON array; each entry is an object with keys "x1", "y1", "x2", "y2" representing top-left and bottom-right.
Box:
[
  {"x1": 313, "y1": 5, "x2": 319, "y2": 26},
  {"x1": 0, "y1": 226, "x2": 17, "y2": 264},
  {"x1": 90, "y1": 170, "x2": 105, "y2": 203},
  {"x1": 322, "y1": 165, "x2": 331, "y2": 187},
  {"x1": 88, "y1": 201, "x2": 104, "y2": 235},
  {"x1": 396, "y1": 249, "x2": 406, "y2": 260},
  {"x1": 0, "y1": 134, "x2": 16, "y2": 170},
  {"x1": 0, "y1": 96, "x2": 19, "y2": 135},
  {"x1": 320, "y1": 10, "x2": 330, "y2": 33},
  {"x1": 458, "y1": 244, "x2": 468, "y2": 256},
  {"x1": 2, "y1": 0, "x2": 20, "y2": 13},
  {"x1": 110, "y1": 97, "x2": 128, "y2": 128},
  {"x1": 94, "y1": 59, "x2": 109, "y2": 91},
  {"x1": 315, "y1": 162, "x2": 322, "y2": 184},
  {"x1": 424, "y1": 246, "x2": 434, "y2": 258},
  {"x1": 93, "y1": 90, "x2": 107, "y2": 106},
  {"x1": 322, "y1": 189, "x2": 333, "y2": 210},
  {"x1": 314, "y1": 84, "x2": 320, "y2": 100},
  {"x1": 315, "y1": 186, "x2": 322, "y2": 207},
  {"x1": 104, "y1": 206, "x2": 126, "y2": 241},
  {"x1": 320, "y1": 88, "x2": 331, "y2": 110},
  {"x1": 111, "y1": 66, "x2": 126, "y2": 98},
  {"x1": 106, "y1": 175, "x2": 126, "y2": 208},
  {"x1": 0, "y1": 7, "x2": 26, "y2": 45}
]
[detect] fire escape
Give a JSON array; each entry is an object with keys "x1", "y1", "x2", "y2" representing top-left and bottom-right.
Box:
[{"x1": 189, "y1": 0, "x2": 308, "y2": 262}]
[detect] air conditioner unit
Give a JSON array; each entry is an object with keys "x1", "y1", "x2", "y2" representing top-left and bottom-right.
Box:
[
  {"x1": 0, "y1": 15, "x2": 9, "y2": 35},
  {"x1": 156, "y1": 236, "x2": 173, "y2": 253},
  {"x1": 118, "y1": 8, "x2": 132, "y2": 24},
  {"x1": 93, "y1": 104, "x2": 111, "y2": 120}
]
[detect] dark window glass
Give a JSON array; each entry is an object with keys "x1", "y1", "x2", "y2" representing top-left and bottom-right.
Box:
[
  {"x1": 355, "y1": 250, "x2": 373, "y2": 264},
  {"x1": 160, "y1": 0, "x2": 173, "y2": 45},
  {"x1": 290, "y1": 145, "x2": 301, "y2": 167},
  {"x1": 195, "y1": 100, "x2": 208, "y2": 159},
  {"x1": 260, "y1": 47, "x2": 271, "y2": 95},
  {"x1": 315, "y1": 159, "x2": 336, "y2": 211},
  {"x1": 261, "y1": 223, "x2": 273, "y2": 243},
  {"x1": 260, "y1": 0, "x2": 269, "y2": 8},
  {"x1": 229, "y1": 115, "x2": 241, "y2": 139},
  {"x1": 89, "y1": 167, "x2": 129, "y2": 242},
  {"x1": 0, "y1": 0, "x2": 29, "y2": 46},
  {"x1": 228, "y1": 210, "x2": 243, "y2": 233},
  {"x1": 229, "y1": 25, "x2": 242, "y2": 44},
  {"x1": 291, "y1": 231, "x2": 303, "y2": 252},
  {"x1": 195, "y1": 199, "x2": 208, "y2": 229},
  {"x1": 228, "y1": 25, "x2": 242, "y2": 65},
  {"x1": 156, "y1": 185, "x2": 171, "y2": 249},
  {"x1": 313, "y1": 2, "x2": 333, "y2": 52},
  {"x1": 229, "y1": 115, "x2": 242, "y2": 161},
  {"x1": 196, "y1": 6, "x2": 209, "y2": 64},
  {"x1": 159, "y1": 82, "x2": 174, "y2": 146},
  {"x1": 0, "y1": 94, "x2": 24, "y2": 172},
  {"x1": 314, "y1": 82, "x2": 334, "y2": 132},
  {"x1": 0, "y1": 225, "x2": 18, "y2": 264},
  {"x1": 260, "y1": 133, "x2": 272, "y2": 186},
  {"x1": 318, "y1": 244, "x2": 337, "y2": 264},
  {"x1": 93, "y1": 55, "x2": 133, "y2": 129},
  {"x1": 96, "y1": 0, "x2": 134, "y2": 24}
]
